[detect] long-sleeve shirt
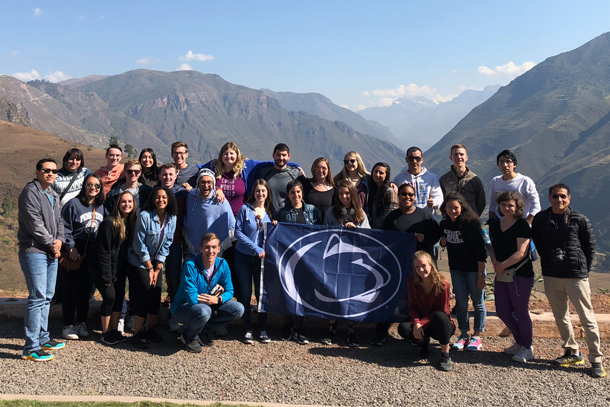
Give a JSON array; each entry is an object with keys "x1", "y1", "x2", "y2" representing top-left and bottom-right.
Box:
[
  {"x1": 489, "y1": 173, "x2": 540, "y2": 219},
  {"x1": 407, "y1": 274, "x2": 455, "y2": 331}
]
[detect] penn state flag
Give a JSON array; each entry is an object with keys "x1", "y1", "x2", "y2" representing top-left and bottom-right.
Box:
[{"x1": 260, "y1": 223, "x2": 416, "y2": 322}]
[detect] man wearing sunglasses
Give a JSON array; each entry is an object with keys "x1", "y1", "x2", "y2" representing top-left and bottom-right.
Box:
[
  {"x1": 18, "y1": 158, "x2": 66, "y2": 361},
  {"x1": 531, "y1": 183, "x2": 605, "y2": 378},
  {"x1": 393, "y1": 146, "x2": 443, "y2": 218},
  {"x1": 104, "y1": 159, "x2": 153, "y2": 215}
]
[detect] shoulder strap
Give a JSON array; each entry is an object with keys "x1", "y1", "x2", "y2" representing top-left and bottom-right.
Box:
[{"x1": 59, "y1": 171, "x2": 80, "y2": 202}]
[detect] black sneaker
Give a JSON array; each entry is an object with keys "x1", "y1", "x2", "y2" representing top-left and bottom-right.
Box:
[
  {"x1": 321, "y1": 330, "x2": 336, "y2": 345},
  {"x1": 281, "y1": 323, "x2": 293, "y2": 341},
  {"x1": 371, "y1": 332, "x2": 387, "y2": 347},
  {"x1": 198, "y1": 332, "x2": 213, "y2": 347},
  {"x1": 347, "y1": 331, "x2": 360, "y2": 348},
  {"x1": 132, "y1": 331, "x2": 148, "y2": 349},
  {"x1": 554, "y1": 350, "x2": 584, "y2": 367},
  {"x1": 101, "y1": 330, "x2": 125, "y2": 345},
  {"x1": 40, "y1": 339, "x2": 66, "y2": 351},
  {"x1": 145, "y1": 327, "x2": 164, "y2": 344},
  {"x1": 292, "y1": 328, "x2": 309, "y2": 345},
  {"x1": 181, "y1": 334, "x2": 202, "y2": 353},
  {"x1": 439, "y1": 352, "x2": 453, "y2": 371},
  {"x1": 591, "y1": 363, "x2": 607, "y2": 378}
]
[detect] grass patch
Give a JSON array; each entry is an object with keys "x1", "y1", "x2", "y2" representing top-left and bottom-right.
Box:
[{"x1": 0, "y1": 402, "x2": 263, "y2": 407}]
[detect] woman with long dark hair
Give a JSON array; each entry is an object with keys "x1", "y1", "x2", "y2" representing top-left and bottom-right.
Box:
[
  {"x1": 300, "y1": 157, "x2": 335, "y2": 222},
  {"x1": 490, "y1": 190, "x2": 535, "y2": 363},
  {"x1": 138, "y1": 148, "x2": 159, "y2": 188},
  {"x1": 367, "y1": 162, "x2": 398, "y2": 228},
  {"x1": 127, "y1": 186, "x2": 177, "y2": 348},
  {"x1": 439, "y1": 192, "x2": 488, "y2": 351},
  {"x1": 91, "y1": 191, "x2": 137, "y2": 345},
  {"x1": 61, "y1": 174, "x2": 105, "y2": 340},
  {"x1": 234, "y1": 179, "x2": 276, "y2": 344}
]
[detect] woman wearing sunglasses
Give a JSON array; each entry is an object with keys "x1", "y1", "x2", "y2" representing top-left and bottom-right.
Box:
[
  {"x1": 234, "y1": 179, "x2": 276, "y2": 344},
  {"x1": 104, "y1": 159, "x2": 152, "y2": 216},
  {"x1": 334, "y1": 151, "x2": 370, "y2": 209},
  {"x1": 60, "y1": 174, "x2": 105, "y2": 340}
]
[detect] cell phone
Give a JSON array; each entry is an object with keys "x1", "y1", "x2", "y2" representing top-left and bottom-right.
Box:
[{"x1": 210, "y1": 284, "x2": 223, "y2": 296}]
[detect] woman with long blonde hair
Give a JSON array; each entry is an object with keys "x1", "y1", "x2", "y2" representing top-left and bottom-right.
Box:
[
  {"x1": 334, "y1": 151, "x2": 370, "y2": 209},
  {"x1": 398, "y1": 251, "x2": 455, "y2": 371}
]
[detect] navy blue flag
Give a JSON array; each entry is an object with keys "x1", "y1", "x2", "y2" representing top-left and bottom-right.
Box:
[{"x1": 260, "y1": 223, "x2": 417, "y2": 322}]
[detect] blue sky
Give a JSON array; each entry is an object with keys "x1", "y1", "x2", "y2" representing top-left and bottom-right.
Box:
[{"x1": 2, "y1": 1, "x2": 609, "y2": 110}]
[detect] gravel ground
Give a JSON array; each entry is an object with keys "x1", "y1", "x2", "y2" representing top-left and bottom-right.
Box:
[{"x1": 0, "y1": 313, "x2": 609, "y2": 407}]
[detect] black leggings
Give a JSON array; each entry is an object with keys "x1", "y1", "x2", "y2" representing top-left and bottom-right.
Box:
[
  {"x1": 127, "y1": 263, "x2": 162, "y2": 318},
  {"x1": 90, "y1": 275, "x2": 116, "y2": 317},
  {"x1": 397, "y1": 311, "x2": 453, "y2": 345},
  {"x1": 62, "y1": 264, "x2": 92, "y2": 326}
]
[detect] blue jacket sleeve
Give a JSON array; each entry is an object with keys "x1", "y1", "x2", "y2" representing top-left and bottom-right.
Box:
[
  {"x1": 133, "y1": 212, "x2": 151, "y2": 264},
  {"x1": 181, "y1": 261, "x2": 201, "y2": 306},
  {"x1": 155, "y1": 215, "x2": 176, "y2": 263},
  {"x1": 218, "y1": 259, "x2": 235, "y2": 304}
]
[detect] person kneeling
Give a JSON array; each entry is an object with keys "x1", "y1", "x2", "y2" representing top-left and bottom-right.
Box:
[
  {"x1": 398, "y1": 251, "x2": 455, "y2": 371},
  {"x1": 170, "y1": 233, "x2": 244, "y2": 353}
]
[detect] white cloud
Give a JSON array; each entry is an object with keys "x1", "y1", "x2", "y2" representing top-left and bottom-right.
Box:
[
  {"x1": 361, "y1": 83, "x2": 459, "y2": 107},
  {"x1": 179, "y1": 50, "x2": 214, "y2": 62},
  {"x1": 45, "y1": 71, "x2": 70, "y2": 82},
  {"x1": 355, "y1": 104, "x2": 367, "y2": 111},
  {"x1": 177, "y1": 63, "x2": 192, "y2": 71},
  {"x1": 33, "y1": 8, "x2": 48, "y2": 18},
  {"x1": 339, "y1": 104, "x2": 350, "y2": 110},
  {"x1": 136, "y1": 58, "x2": 152, "y2": 65},
  {"x1": 477, "y1": 61, "x2": 536, "y2": 79},
  {"x1": 13, "y1": 69, "x2": 40, "y2": 81}
]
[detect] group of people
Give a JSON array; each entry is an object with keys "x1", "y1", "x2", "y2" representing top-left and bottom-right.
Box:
[{"x1": 17, "y1": 140, "x2": 606, "y2": 378}]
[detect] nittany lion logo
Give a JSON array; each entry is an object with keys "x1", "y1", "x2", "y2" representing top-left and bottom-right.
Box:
[{"x1": 277, "y1": 230, "x2": 402, "y2": 318}]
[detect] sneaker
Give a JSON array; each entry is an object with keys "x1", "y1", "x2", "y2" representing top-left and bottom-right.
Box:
[
  {"x1": 347, "y1": 331, "x2": 360, "y2": 348},
  {"x1": 452, "y1": 333, "x2": 469, "y2": 350},
  {"x1": 63, "y1": 325, "x2": 79, "y2": 340},
  {"x1": 168, "y1": 318, "x2": 180, "y2": 333},
  {"x1": 292, "y1": 328, "x2": 309, "y2": 345},
  {"x1": 22, "y1": 350, "x2": 54, "y2": 362},
  {"x1": 215, "y1": 325, "x2": 228, "y2": 337},
  {"x1": 101, "y1": 330, "x2": 125, "y2": 346},
  {"x1": 145, "y1": 327, "x2": 164, "y2": 344},
  {"x1": 243, "y1": 331, "x2": 254, "y2": 345},
  {"x1": 132, "y1": 331, "x2": 148, "y2": 349},
  {"x1": 466, "y1": 336, "x2": 482, "y2": 351},
  {"x1": 321, "y1": 330, "x2": 335, "y2": 345},
  {"x1": 259, "y1": 331, "x2": 271, "y2": 344},
  {"x1": 76, "y1": 322, "x2": 89, "y2": 338},
  {"x1": 40, "y1": 340, "x2": 66, "y2": 351},
  {"x1": 117, "y1": 318, "x2": 125, "y2": 334},
  {"x1": 591, "y1": 362, "x2": 607, "y2": 378},
  {"x1": 554, "y1": 350, "x2": 584, "y2": 367},
  {"x1": 503, "y1": 342, "x2": 521, "y2": 355},
  {"x1": 180, "y1": 334, "x2": 202, "y2": 353},
  {"x1": 371, "y1": 331, "x2": 387, "y2": 347},
  {"x1": 281, "y1": 323, "x2": 293, "y2": 341},
  {"x1": 198, "y1": 332, "x2": 213, "y2": 347},
  {"x1": 439, "y1": 352, "x2": 453, "y2": 371},
  {"x1": 512, "y1": 346, "x2": 535, "y2": 363}
]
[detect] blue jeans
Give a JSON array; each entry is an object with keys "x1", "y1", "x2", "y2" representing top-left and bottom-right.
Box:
[
  {"x1": 235, "y1": 250, "x2": 267, "y2": 332},
  {"x1": 19, "y1": 253, "x2": 58, "y2": 352},
  {"x1": 173, "y1": 300, "x2": 244, "y2": 342},
  {"x1": 164, "y1": 243, "x2": 183, "y2": 302},
  {"x1": 451, "y1": 269, "x2": 486, "y2": 333}
]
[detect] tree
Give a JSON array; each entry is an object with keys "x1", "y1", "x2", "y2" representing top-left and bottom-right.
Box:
[
  {"x1": 124, "y1": 144, "x2": 137, "y2": 158},
  {"x1": 2, "y1": 196, "x2": 15, "y2": 216},
  {"x1": 109, "y1": 136, "x2": 119, "y2": 146}
]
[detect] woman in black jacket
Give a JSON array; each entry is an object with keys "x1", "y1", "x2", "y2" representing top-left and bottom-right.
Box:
[{"x1": 91, "y1": 191, "x2": 137, "y2": 345}]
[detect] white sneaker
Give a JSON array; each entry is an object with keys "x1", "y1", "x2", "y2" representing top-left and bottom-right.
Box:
[
  {"x1": 76, "y1": 322, "x2": 89, "y2": 338},
  {"x1": 168, "y1": 318, "x2": 180, "y2": 333},
  {"x1": 243, "y1": 331, "x2": 254, "y2": 345},
  {"x1": 503, "y1": 342, "x2": 521, "y2": 355},
  {"x1": 117, "y1": 318, "x2": 125, "y2": 334},
  {"x1": 63, "y1": 325, "x2": 79, "y2": 340},
  {"x1": 512, "y1": 346, "x2": 535, "y2": 363}
]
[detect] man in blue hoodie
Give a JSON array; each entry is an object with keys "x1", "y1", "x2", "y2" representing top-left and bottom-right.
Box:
[{"x1": 170, "y1": 233, "x2": 244, "y2": 353}]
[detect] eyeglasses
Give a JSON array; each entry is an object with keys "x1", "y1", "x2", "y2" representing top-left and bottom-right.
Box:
[
  {"x1": 344, "y1": 159, "x2": 357, "y2": 165},
  {"x1": 126, "y1": 169, "x2": 141, "y2": 175},
  {"x1": 40, "y1": 168, "x2": 58, "y2": 174},
  {"x1": 552, "y1": 194, "x2": 568, "y2": 199},
  {"x1": 399, "y1": 192, "x2": 415, "y2": 197},
  {"x1": 407, "y1": 156, "x2": 422, "y2": 162},
  {"x1": 86, "y1": 183, "x2": 101, "y2": 190}
]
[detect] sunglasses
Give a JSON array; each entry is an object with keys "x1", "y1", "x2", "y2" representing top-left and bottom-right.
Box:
[
  {"x1": 86, "y1": 183, "x2": 101, "y2": 190},
  {"x1": 552, "y1": 194, "x2": 568, "y2": 199},
  {"x1": 399, "y1": 192, "x2": 415, "y2": 197},
  {"x1": 344, "y1": 159, "x2": 357, "y2": 165},
  {"x1": 407, "y1": 156, "x2": 422, "y2": 162},
  {"x1": 40, "y1": 168, "x2": 58, "y2": 174},
  {"x1": 126, "y1": 169, "x2": 141, "y2": 175}
]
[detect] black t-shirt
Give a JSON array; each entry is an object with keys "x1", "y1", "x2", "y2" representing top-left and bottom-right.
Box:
[
  {"x1": 301, "y1": 177, "x2": 334, "y2": 222},
  {"x1": 490, "y1": 217, "x2": 533, "y2": 278},
  {"x1": 381, "y1": 207, "x2": 441, "y2": 256}
]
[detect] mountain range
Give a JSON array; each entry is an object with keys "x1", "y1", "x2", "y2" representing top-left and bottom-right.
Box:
[
  {"x1": 357, "y1": 86, "x2": 500, "y2": 151},
  {"x1": 424, "y1": 31, "x2": 610, "y2": 252}
]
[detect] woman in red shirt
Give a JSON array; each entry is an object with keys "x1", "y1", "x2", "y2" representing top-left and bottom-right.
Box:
[{"x1": 398, "y1": 250, "x2": 455, "y2": 371}]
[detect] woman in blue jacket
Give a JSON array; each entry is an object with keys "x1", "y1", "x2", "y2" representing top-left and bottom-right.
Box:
[
  {"x1": 234, "y1": 179, "x2": 276, "y2": 344},
  {"x1": 127, "y1": 186, "x2": 177, "y2": 348}
]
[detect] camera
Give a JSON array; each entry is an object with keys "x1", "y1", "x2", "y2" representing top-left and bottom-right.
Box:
[{"x1": 552, "y1": 248, "x2": 565, "y2": 264}]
